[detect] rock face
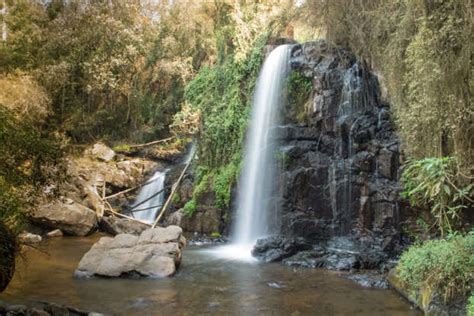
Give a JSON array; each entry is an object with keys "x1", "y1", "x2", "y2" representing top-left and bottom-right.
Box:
[
  {"x1": 262, "y1": 41, "x2": 405, "y2": 267},
  {"x1": 34, "y1": 143, "x2": 157, "y2": 235},
  {"x1": 76, "y1": 226, "x2": 186, "y2": 278},
  {"x1": 99, "y1": 216, "x2": 150, "y2": 236},
  {"x1": 32, "y1": 200, "x2": 97, "y2": 236}
]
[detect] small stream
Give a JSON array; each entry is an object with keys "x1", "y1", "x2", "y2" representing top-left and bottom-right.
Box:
[{"x1": 1, "y1": 236, "x2": 420, "y2": 315}]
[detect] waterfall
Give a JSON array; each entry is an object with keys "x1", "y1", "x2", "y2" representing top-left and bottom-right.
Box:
[
  {"x1": 132, "y1": 170, "x2": 167, "y2": 223},
  {"x1": 207, "y1": 45, "x2": 290, "y2": 261},
  {"x1": 233, "y1": 45, "x2": 290, "y2": 246}
]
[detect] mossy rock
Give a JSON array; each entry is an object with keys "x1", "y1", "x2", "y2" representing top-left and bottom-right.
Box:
[{"x1": 388, "y1": 268, "x2": 467, "y2": 315}]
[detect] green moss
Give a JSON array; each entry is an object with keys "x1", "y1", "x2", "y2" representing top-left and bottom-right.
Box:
[
  {"x1": 183, "y1": 200, "x2": 197, "y2": 217},
  {"x1": 286, "y1": 70, "x2": 312, "y2": 123},
  {"x1": 397, "y1": 234, "x2": 474, "y2": 304},
  {"x1": 211, "y1": 232, "x2": 221, "y2": 238},
  {"x1": 171, "y1": 192, "x2": 181, "y2": 206},
  {"x1": 113, "y1": 144, "x2": 131, "y2": 153}
]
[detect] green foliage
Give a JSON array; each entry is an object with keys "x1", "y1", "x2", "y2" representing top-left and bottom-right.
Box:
[
  {"x1": 286, "y1": 70, "x2": 313, "y2": 123},
  {"x1": 185, "y1": 33, "x2": 269, "y2": 209},
  {"x1": 468, "y1": 295, "x2": 474, "y2": 316},
  {"x1": 401, "y1": 157, "x2": 472, "y2": 236},
  {"x1": 397, "y1": 234, "x2": 474, "y2": 303},
  {"x1": 183, "y1": 200, "x2": 197, "y2": 217},
  {"x1": 211, "y1": 232, "x2": 222, "y2": 238}
]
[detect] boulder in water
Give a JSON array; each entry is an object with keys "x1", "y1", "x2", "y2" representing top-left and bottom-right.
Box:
[
  {"x1": 75, "y1": 225, "x2": 186, "y2": 278},
  {"x1": 251, "y1": 236, "x2": 312, "y2": 262},
  {"x1": 32, "y1": 201, "x2": 97, "y2": 236}
]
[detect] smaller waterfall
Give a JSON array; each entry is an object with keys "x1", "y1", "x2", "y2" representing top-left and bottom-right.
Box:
[{"x1": 132, "y1": 170, "x2": 167, "y2": 223}]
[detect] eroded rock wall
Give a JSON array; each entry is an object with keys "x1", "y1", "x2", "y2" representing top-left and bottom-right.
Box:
[{"x1": 277, "y1": 41, "x2": 404, "y2": 258}]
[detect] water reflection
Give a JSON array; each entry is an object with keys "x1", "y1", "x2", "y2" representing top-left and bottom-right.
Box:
[{"x1": 1, "y1": 236, "x2": 420, "y2": 315}]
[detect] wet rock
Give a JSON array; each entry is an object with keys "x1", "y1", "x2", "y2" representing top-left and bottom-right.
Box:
[
  {"x1": 18, "y1": 232, "x2": 42, "y2": 244},
  {"x1": 377, "y1": 148, "x2": 397, "y2": 180},
  {"x1": 87, "y1": 143, "x2": 116, "y2": 162},
  {"x1": 324, "y1": 253, "x2": 359, "y2": 271},
  {"x1": 5, "y1": 304, "x2": 28, "y2": 314},
  {"x1": 282, "y1": 249, "x2": 327, "y2": 268},
  {"x1": 168, "y1": 208, "x2": 222, "y2": 235},
  {"x1": 251, "y1": 236, "x2": 312, "y2": 262},
  {"x1": 347, "y1": 274, "x2": 389, "y2": 289},
  {"x1": 76, "y1": 226, "x2": 186, "y2": 278},
  {"x1": 32, "y1": 201, "x2": 97, "y2": 236},
  {"x1": 99, "y1": 216, "x2": 149, "y2": 236},
  {"x1": 46, "y1": 229, "x2": 63, "y2": 238}
]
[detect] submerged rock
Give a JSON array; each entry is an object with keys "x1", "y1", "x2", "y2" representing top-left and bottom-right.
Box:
[
  {"x1": 347, "y1": 274, "x2": 389, "y2": 289},
  {"x1": 46, "y1": 229, "x2": 63, "y2": 238},
  {"x1": 32, "y1": 201, "x2": 97, "y2": 236},
  {"x1": 251, "y1": 236, "x2": 312, "y2": 262},
  {"x1": 99, "y1": 216, "x2": 149, "y2": 236},
  {"x1": 18, "y1": 232, "x2": 42, "y2": 244},
  {"x1": 76, "y1": 225, "x2": 186, "y2": 278},
  {"x1": 0, "y1": 301, "x2": 104, "y2": 316}
]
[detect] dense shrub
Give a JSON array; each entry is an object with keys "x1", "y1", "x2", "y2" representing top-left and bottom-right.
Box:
[
  {"x1": 302, "y1": 0, "x2": 472, "y2": 173},
  {"x1": 401, "y1": 157, "x2": 473, "y2": 236},
  {"x1": 184, "y1": 34, "x2": 268, "y2": 210},
  {"x1": 397, "y1": 234, "x2": 474, "y2": 303}
]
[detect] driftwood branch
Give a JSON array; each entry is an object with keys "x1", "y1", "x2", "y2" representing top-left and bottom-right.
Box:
[
  {"x1": 104, "y1": 200, "x2": 151, "y2": 226},
  {"x1": 128, "y1": 137, "x2": 175, "y2": 149},
  {"x1": 151, "y1": 153, "x2": 194, "y2": 228}
]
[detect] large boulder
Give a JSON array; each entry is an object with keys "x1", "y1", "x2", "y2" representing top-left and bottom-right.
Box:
[
  {"x1": 32, "y1": 200, "x2": 97, "y2": 236},
  {"x1": 88, "y1": 143, "x2": 116, "y2": 162},
  {"x1": 75, "y1": 226, "x2": 186, "y2": 278}
]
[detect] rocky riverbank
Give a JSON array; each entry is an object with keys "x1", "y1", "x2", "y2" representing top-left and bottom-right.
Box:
[{"x1": 24, "y1": 143, "x2": 158, "y2": 238}]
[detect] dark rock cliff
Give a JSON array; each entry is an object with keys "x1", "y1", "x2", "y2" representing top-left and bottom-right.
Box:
[{"x1": 255, "y1": 41, "x2": 408, "y2": 269}]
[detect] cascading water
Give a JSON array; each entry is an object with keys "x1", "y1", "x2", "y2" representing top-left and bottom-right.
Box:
[
  {"x1": 132, "y1": 170, "x2": 167, "y2": 223},
  {"x1": 211, "y1": 45, "x2": 290, "y2": 261}
]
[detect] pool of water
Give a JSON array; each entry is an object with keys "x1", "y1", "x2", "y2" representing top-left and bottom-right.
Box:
[{"x1": 1, "y1": 235, "x2": 420, "y2": 315}]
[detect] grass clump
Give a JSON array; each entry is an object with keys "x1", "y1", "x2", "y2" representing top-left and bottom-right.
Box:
[{"x1": 397, "y1": 234, "x2": 474, "y2": 304}]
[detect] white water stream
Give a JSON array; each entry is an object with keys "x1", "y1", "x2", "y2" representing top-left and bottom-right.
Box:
[{"x1": 132, "y1": 170, "x2": 167, "y2": 223}]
